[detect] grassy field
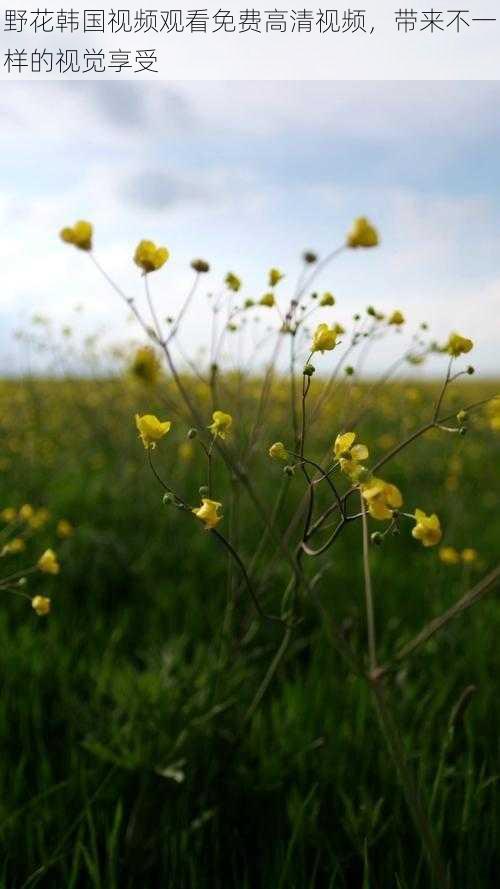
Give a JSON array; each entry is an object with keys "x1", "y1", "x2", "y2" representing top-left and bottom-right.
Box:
[{"x1": 0, "y1": 369, "x2": 499, "y2": 888}]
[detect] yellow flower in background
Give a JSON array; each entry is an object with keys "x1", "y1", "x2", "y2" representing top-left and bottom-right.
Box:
[
  {"x1": 439, "y1": 546, "x2": 460, "y2": 565},
  {"x1": 135, "y1": 414, "x2": 171, "y2": 449},
  {"x1": 134, "y1": 240, "x2": 169, "y2": 273},
  {"x1": 269, "y1": 442, "x2": 288, "y2": 462},
  {"x1": 57, "y1": 519, "x2": 74, "y2": 539},
  {"x1": 225, "y1": 272, "x2": 241, "y2": 292},
  {"x1": 130, "y1": 346, "x2": 161, "y2": 385},
  {"x1": 268, "y1": 268, "x2": 284, "y2": 287},
  {"x1": 361, "y1": 477, "x2": 403, "y2": 521},
  {"x1": 29, "y1": 508, "x2": 51, "y2": 530},
  {"x1": 334, "y1": 432, "x2": 369, "y2": 479},
  {"x1": 319, "y1": 292, "x2": 335, "y2": 307},
  {"x1": 412, "y1": 510, "x2": 442, "y2": 547},
  {"x1": 178, "y1": 441, "x2": 194, "y2": 462},
  {"x1": 38, "y1": 548, "x2": 60, "y2": 574},
  {"x1": 487, "y1": 399, "x2": 500, "y2": 431},
  {"x1": 60, "y1": 220, "x2": 93, "y2": 251},
  {"x1": 31, "y1": 595, "x2": 51, "y2": 616},
  {"x1": 347, "y1": 217, "x2": 379, "y2": 249},
  {"x1": 1, "y1": 537, "x2": 26, "y2": 556},
  {"x1": 445, "y1": 333, "x2": 473, "y2": 357},
  {"x1": 259, "y1": 292, "x2": 275, "y2": 308},
  {"x1": 208, "y1": 410, "x2": 233, "y2": 439},
  {"x1": 311, "y1": 323, "x2": 340, "y2": 353},
  {"x1": 19, "y1": 504, "x2": 34, "y2": 522},
  {"x1": 192, "y1": 498, "x2": 223, "y2": 530},
  {"x1": 0, "y1": 507, "x2": 16, "y2": 523},
  {"x1": 388, "y1": 310, "x2": 405, "y2": 326},
  {"x1": 461, "y1": 547, "x2": 478, "y2": 564}
]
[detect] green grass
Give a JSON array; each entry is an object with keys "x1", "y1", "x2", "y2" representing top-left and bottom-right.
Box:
[{"x1": 0, "y1": 376, "x2": 498, "y2": 887}]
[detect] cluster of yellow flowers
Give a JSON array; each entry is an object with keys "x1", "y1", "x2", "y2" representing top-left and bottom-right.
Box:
[
  {"x1": 269, "y1": 428, "x2": 443, "y2": 548},
  {"x1": 60, "y1": 222, "x2": 170, "y2": 276},
  {"x1": 134, "y1": 410, "x2": 233, "y2": 531},
  {"x1": 439, "y1": 546, "x2": 478, "y2": 566},
  {"x1": 0, "y1": 508, "x2": 62, "y2": 615}
]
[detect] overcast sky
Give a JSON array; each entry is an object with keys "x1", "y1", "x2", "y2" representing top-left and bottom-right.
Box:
[{"x1": 0, "y1": 80, "x2": 499, "y2": 376}]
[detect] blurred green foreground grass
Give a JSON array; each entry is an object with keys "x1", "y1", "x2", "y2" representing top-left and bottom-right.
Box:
[{"x1": 0, "y1": 375, "x2": 498, "y2": 888}]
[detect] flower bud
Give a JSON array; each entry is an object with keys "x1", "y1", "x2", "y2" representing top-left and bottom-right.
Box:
[
  {"x1": 371, "y1": 532, "x2": 383, "y2": 546},
  {"x1": 303, "y1": 251, "x2": 317, "y2": 264},
  {"x1": 456, "y1": 410, "x2": 467, "y2": 423},
  {"x1": 187, "y1": 428, "x2": 198, "y2": 439},
  {"x1": 466, "y1": 365, "x2": 475, "y2": 375},
  {"x1": 163, "y1": 492, "x2": 175, "y2": 505},
  {"x1": 284, "y1": 465, "x2": 295, "y2": 477},
  {"x1": 199, "y1": 485, "x2": 209, "y2": 496},
  {"x1": 303, "y1": 363, "x2": 316, "y2": 377},
  {"x1": 345, "y1": 366, "x2": 354, "y2": 376},
  {"x1": 459, "y1": 426, "x2": 467, "y2": 436},
  {"x1": 191, "y1": 258, "x2": 210, "y2": 273}
]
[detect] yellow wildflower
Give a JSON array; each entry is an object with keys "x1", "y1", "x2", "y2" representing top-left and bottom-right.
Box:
[
  {"x1": 18, "y1": 504, "x2": 34, "y2": 522},
  {"x1": 311, "y1": 323, "x2": 340, "y2": 353},
  {"x1": 178, "y1": 442, "x2": 194, "y2": 462},
  {"x1": 268, "y1": 268, "x2": 284, "y2": 287},
  {"x1": 1, "y1": 537, "x2": 26, "y2": 556},
  {"x1": 192, "y1": 498, "x2": 223, "y2": 530},
  {"x1": 269, "y1": 442, "x2": 288, "y2": 462},
  {"x1": 130, "y1": 346, "x2": 161, "y2": 385},
  {"x1": 412, "y1": 510, "x2": 442, "y2": 547},
  {"x1": 135, "y1": 414, "x2": 171, "y2": 449},
  {"x1": 361, "y1": 477, "x2": 403, "y2": 521},
  {"x1": 439, "y1": 546, "x2": 460, "y2": 565},
  {"x1": 208, "y1": 410, "x2": 233, "y2": 439},
  {"x1": 388, "y1": 310, "x2": 405, "y2": 326},
  {"x1": 32, "y1": 595, "x2": 51, "y2": 616},
  {"x1": 260, "y1": 292, "x2": 275, "y2": 308},
  {"x1": 319, "y1": 292, "x2": 335, "y2": 307},
  {"x1": 334, "y1": 432, "x2": 369, "y2": 479},
  {"x1": 38, "y1": 548, "x2": 60, "y2": 574},
  {"x1": 0, "y1": 507, "x2": 16, "y2": 523},
  {"x1": 29, "y1": 508, "x2": 51, "y2": 530},
  {"x1": 60, "y1": 220, "x2": 93, "y2": 251},
  {"x1": 134, "y1": 240, "x2": 169, "y2": 273},
  {"x1": 57, "y1": 519, "x2": 74, "y2": 539},
  {"x1": 225, "y1": 272, "x2": 241, "y2": 292},
  {"x1": 486, "y1": 399, "x2": 500, "y2": 431},
  {"x1": 461, "y1": 547, "x2": 478, "y2": 564},
  {"x1": 445, "y1": 333, "x2": 473, "y2": 357},
  {"x1": 347, "y1": 217, "x2": 379, "y2": 249}
]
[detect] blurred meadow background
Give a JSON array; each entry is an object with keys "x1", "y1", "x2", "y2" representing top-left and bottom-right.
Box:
[{"x1": 0, "y1": 82, "x2": 499, "y2": 888}]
